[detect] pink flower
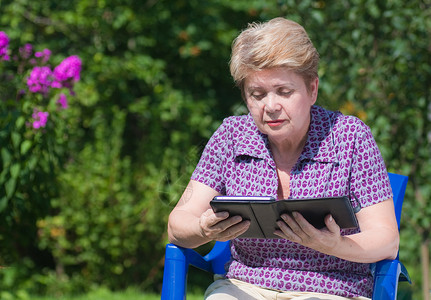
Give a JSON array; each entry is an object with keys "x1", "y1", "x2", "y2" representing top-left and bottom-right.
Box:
[
  {"x1": 32, "y1": 111, "x2": 49, "y2": 129},
  {"x1": 0, "y1": 31, "x2": 10, "y2": 61},
  {"x1": 57, "y1": 93, "x2": 68, "y2": 109},
  {"x1": 27, "y1": 66, "x2": 53, "y2": 94},
  {"x1": 52, "y1": 55, "x2": 82, "y2": 87},
  {"x1": 35, "y1": 48, "x2": 51, "y2": 63},
  {"x1": 19, "y1": 43, "x2": 33, "y2": 59}
]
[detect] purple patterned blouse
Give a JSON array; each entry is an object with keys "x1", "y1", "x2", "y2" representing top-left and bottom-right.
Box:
[{"x1": 191, "y1": 105, "x2": 392, "y2": 298}]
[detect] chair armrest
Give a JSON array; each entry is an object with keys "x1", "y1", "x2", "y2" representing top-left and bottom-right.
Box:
[
  {"x1": 398, "y1": 261, "x2": 411, "y2": 283},
  {"x1": 161, "y1": 242, "x2": 231, "y2": 300},
  {"x1": 372, "y1": 259, "x2": 411, "y2": 300},
  {"x1": 161, "y1": 244, "x2": 211, "y2": 300},
  {"x1": 375, "y1": 259, "x2": 411, "y2": 283},
  {"x1": 162, "y1": 244, "x2": 188, "y2": 300},
  {"x1": 166, "y1": 241, "x2": 231, "y2": 274},
  {"x1": 185, "y1": 246, "x2": 213, "y2": 272},
  {"x1": 204, "y1": 241, "x2": 231, "y2": 274}
]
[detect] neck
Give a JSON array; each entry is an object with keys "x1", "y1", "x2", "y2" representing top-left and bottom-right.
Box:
[{"x1": 269, "y1": 128, "x2": 309, "y2": 170}]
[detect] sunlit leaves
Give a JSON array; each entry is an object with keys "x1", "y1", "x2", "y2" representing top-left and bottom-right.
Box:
[{"x1": 0, "y1": 0, "x2": 429, "y2": 296}]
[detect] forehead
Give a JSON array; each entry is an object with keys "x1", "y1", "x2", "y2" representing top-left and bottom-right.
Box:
[{"x1": 244, "y1": 68, "x2": 305, "y2": 90}]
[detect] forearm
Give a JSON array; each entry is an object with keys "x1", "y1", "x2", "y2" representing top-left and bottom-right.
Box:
[
  {"x1": 328, "y1": 228, "x2": 399, "y2": 263},
  {"x1": 168, "y1": 210, "x2": 211, "y2": 249},
  {"x1": 276, "y1": 201, "x2": 400, "y2": 263},
  {"x1": 329, "y1": 200, "x2": 400, "y2": 263}
]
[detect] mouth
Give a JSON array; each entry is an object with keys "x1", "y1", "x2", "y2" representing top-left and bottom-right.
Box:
[{"x1": 266, "y1": 119, "x2": 285, "y2": 127}]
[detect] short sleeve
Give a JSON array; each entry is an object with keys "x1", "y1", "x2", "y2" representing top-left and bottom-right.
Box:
[
  {"x1": 191, "y1": 119, "x2": 230, "y2": 194},
  {"x1": 349, "y1": 119, "x2": 393, "y2": 208}
]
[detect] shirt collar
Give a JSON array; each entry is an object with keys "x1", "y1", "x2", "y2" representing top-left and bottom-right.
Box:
[
  {"x1": 298, "y1": 105, "x2": 339, "y2": 163},
  {"x1": 233, "y1": 106, "x2": 339, "y2": 166},
  {"x1": 234, "y1": 114, "x2": 276, "y2": 168}
]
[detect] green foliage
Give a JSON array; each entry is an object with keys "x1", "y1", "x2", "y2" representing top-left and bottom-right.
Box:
[
  {"x1": 0, "y1": 0, "x2": 430, "y2": 298},
  {"x1": 37, "y1": 108, "x2": 146, "y2": 291},
  {"x1": 0, "y1": 30, "x2": 81, "y2": 273},
  {"x1": 288, "y1": 1, "x2": 431, "y2": 296},
  {"x1": 31, "y1": 287, "x2": 203, "y2": 300}
]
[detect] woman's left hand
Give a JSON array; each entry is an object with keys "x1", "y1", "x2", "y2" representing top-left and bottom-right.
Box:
[{"x1": 274, "y1": 212, "x2": 342, "y2": 255}]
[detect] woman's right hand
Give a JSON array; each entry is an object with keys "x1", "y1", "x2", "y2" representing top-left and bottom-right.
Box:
[
  {"x1": 169, "y1": 180, "x2": 251, "y2": 248},
  {"x1": 199, "y1": 209, "x2": 250, "y2": 241}
]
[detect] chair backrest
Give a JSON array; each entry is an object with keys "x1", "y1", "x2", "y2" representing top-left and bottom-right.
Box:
[{"x1": 387, "y1": 172, "x2": 408, "y2": 230}]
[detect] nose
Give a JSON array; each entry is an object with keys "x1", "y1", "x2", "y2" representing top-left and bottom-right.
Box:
[{"x1": 264, "y1": 93, "x2": 281, "y2": 113}]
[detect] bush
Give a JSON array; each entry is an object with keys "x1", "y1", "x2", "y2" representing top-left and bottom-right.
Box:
[
  {"x1": 36, "y1": 106, "x2": 166, "y2": 292},
  {"x1": 0, "y1": 31, "x2": 81, "y2": 264},
  {"x1": 0, "y1": 1, "x2": 430, "y2": 298}
]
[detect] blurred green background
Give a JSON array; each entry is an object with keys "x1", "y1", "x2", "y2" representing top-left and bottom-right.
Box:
[{"x1": 0, "y1": 0, "x2": 430, "y2": 299}]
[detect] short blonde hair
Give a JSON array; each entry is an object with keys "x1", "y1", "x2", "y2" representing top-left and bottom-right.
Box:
[{"x1": 230, "y1": 17, "x2": 319, "y2": 95}]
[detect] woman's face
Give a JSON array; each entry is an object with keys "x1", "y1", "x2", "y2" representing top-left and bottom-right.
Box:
[{"x1": 244, "y1": 67, "x2": 318, "y2": 145}]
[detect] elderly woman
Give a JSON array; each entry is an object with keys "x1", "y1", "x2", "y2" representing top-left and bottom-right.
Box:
[{"x1": 168, "y1": 17, "x2": 399, "y2": 300}]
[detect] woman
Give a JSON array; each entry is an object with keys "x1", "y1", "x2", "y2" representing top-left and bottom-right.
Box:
[{"x1": 168, "y1": 17, "x2": 399, "y2": 300}]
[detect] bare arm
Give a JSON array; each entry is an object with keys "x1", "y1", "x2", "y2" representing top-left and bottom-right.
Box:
[
  {"x1": 274, "y1": 199, "x2": 399, "y2": 263},
  {"x1": 168, "y1": 180, "x2": 250, "y2": 248}
]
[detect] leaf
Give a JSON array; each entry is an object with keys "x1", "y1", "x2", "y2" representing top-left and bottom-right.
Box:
[
  {"x1": 15, "y1": 116, "x2": 25, "y2": 130},
  {"x1": 20, "y1": 140, "x2": 32, "y2": 155},
  {"x1": 0, "y1": 196, "x2": 8, "y2": 213},
  {"x1": 11, "y1": 132, "x2": 21, "y2": 149},
  {"x1": 0, "y1": 168, "x2": 8, "y2": 185},
  {"x1": 1, "y1": 148, "x2": 12, "y2": 166},
  {"x1": 5, "y1": 178, "x2": 16, "y2": 199},
  {"x1": 28, "y1": 156, "x2": 38, "y2": 171},
  {"x1": 10, "y1": 164, "x2": 21, "y2": 179}
]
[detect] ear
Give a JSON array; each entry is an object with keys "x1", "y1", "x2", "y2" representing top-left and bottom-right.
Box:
[{"x1": 309, "y1": 77, "x2": 319, "y2": 105}]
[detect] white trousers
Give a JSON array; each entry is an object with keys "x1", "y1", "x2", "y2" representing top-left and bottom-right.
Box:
[{"x1": 204, "y1": 278, "x2": 371, "y2": 300}]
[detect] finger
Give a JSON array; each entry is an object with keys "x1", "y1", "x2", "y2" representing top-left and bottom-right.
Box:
[
  {"x1": 208, "y1": 215, "x2": 243, "y2": 236},
  {"x1": 202, "y1": 209, "x2": 229, "y2": 227},
  {"x1": 214, "y1": 211, "x2": 229, "y2": 219},
  {"x1": 276, "y1": 220, "x2": 302, "y2": 243},
  {"x1": 281, "y1": 213, "x2": 302, "y2": 233},
  {"x1": 291, "y1": 211, "x2": 315, "y2": 233},
  {"x1": 203, "y1": 208, "x2": 229, "y2": 220},
  {"x1": 217, "y1": 220, "x2": 251, "y2": 241},
  {"x1": 229, "y1": 220, "x2": 251, "y2": 238},
  {"x1": 200, "y1": 210, "x2": 230, "y2": 238},
  {"x1": 324, "y1": 214, "x2": 340, "y2": 233},
  {"x1": 273, "y1": 230, "x2": 286, "y2": 239},
  {"x1": 218, "y1": 215, "x2": 243, "y2": 230}
]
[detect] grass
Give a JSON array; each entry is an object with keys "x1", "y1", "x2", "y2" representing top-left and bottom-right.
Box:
[
  {"x1": 28, "y1": 287, "x2": 204, "y2": 300},
  {"x1": 24, "y1": 266, "x2": 211, "y2": 300}
]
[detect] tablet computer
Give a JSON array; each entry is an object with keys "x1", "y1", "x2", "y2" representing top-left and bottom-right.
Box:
[{"x1": 210, "y1": 196, "x2": 359, "y2": 238}]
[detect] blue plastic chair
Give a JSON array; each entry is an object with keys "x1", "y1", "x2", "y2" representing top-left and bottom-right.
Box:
[{"x1": 161, "y1": 173, "x2": 411, "y2": 300}]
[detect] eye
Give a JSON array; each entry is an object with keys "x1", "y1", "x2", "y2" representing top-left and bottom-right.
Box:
[
  {"x1": 250, "y1": 92, "x2": 265, "y2": 100},
  {"x1": 278, "y1": 89, "x2": 293, "y2": 97}
]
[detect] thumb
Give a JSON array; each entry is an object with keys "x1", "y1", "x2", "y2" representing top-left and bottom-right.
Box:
[
  {"x1": 202, "y1": 208, "x2": 213, "y2": 217},
  {"x1": 325, "y1": 214, "x2": 340, "y2": 233}
]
